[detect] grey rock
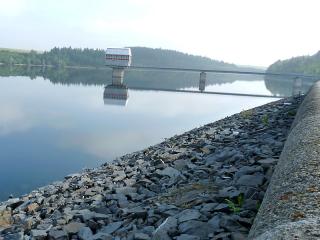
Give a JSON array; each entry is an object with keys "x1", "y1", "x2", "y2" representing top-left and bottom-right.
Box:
[
  {"x1": 218, "y1": 187, "x2": 241, "y2": 199},
  {"x1": 126, "y1": 206, "x2": 148, "y2": 218},
  {"x1": 243, "y1": 199, "x2": 259, "y2": 211},
  {"x1": 200, "y1": 203, "x2": 219, "y2": 213},
  {"x1": 113, "y1": 170, "x2": 126, "y2": 181},
  {"x1": 142, "y1": 226, "x2": 155, "y2": 235},
  {"x1": 236, "y1": 174, "x2": 264, "y2": 187},
  {"x1": 235, "y1": 166, "x2": 263, "y2": 179},
  {"x1": 65, "y1": 173, "x2": 81, "y2": 179},
  {"x1": 231, "y1": 232, "x2": 247, "y2": 240},
  {"x1": 2, "y1": 232, "x2": 24, "y2": 240},
  {"x1": 214, "y1": 203, "x2": 230, "y2": 212},
  {"x1": 92, "y1": 232, "x2": 112, "y2": 240},
  {"x1": 134, "y1": 232, "x2": 150, "y2": 240},
  {"x1": 176, "y1": 234, "x2": 200, "y2": 240},
  {"x1": 4, "y1": 198, "x2": 24, "y2": 210},
  {"x1": 178, "y1": 220, "x2": 213, "y2": 238},
  {"x1": 220, "y1": 215, "x2": 241, "y2": 232},
  {"x1": 30, "y1": 230, "x2": 47, "y2": 240},
  {"x1": 115, "y1": 186, "x2": 137, "y2": 195},
  {"x1": 212, "y1": 232, "x2": 231, "y2": 240},
  {"x1": 100, "y1": 221, "x2": 123, "y2": 234},
  {"x1": 258, "y1": 158, "x2": 278, "y2": 167},
  {"x1": 153, "y1": 216, "x2": 177, "y2": 240},
  {"x1": 78, "y1": 227, "x2": 93, "y2": 240},
  {"x1": 63, "y1": 222, "x2": 85, "y2": 234},
  {"x1": 205, "y1": 149, "x2": 237, "y2": 165},
  {"x1": 157, "y1": 167, "x2": 181, "y2": 179},
  {"x1": 177, "y1": 209, "x2": 201, "y2": 223},
  {"x1": 74, "y1": 209, "x2": 94, "y2": 221},
  {"x1": 208, "y1": 215, "x2": 221, "y2": 229},
  {"x1": 48, "y1": 229, "x2": 68, "y2": 240}
]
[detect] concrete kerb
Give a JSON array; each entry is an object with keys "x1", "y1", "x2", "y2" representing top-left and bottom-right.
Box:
[{"x1": 248, "y1": 81, "x2": 320, "y2": 239}]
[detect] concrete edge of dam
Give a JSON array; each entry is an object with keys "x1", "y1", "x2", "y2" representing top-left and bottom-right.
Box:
[{"x1": 249, "y1": 81, "x2": 320, "y2": 239}]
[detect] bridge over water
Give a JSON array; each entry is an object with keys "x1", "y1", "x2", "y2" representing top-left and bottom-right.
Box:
[{"x1": 104, "y1": 65, "x2": 320, "y2": 104}]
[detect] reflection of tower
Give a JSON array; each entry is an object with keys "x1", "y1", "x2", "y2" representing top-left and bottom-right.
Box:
[
  {"x1": 292, "y1": 78, "x2": 302, "y2": 96},
  {"x1": 103, "y1": 84, "x2": 129, "y2": 106},
  {"x1": 199, "y1": 71, "x2": 206, "y2": 91}
]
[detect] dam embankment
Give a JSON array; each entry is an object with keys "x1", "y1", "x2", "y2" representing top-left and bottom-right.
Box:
[{"x1": 0, "y1": 95, "x2": 302, "y2": 240}]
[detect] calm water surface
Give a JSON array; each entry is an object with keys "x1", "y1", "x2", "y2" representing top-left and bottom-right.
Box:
[{"x1": 0, "y1": 68, "x2": 312, "y2": 200}]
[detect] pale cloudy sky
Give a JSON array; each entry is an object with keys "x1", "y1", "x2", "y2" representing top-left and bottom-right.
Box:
[{"x1": 0, "y1": 0, "x2": 319, "y2": 66}]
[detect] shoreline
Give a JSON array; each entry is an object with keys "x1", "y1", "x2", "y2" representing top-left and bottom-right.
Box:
[{"x1": 0, "y1": 96, "x2": 302, "y2": 240}]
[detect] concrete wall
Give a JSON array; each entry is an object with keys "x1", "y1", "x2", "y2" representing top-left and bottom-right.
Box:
[{"x1": 249, "y1": 81, "x2": 320, "y2": 240}]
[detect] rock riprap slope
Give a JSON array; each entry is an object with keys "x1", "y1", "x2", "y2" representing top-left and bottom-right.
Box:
[{"x1": 0, "y1": 96, "x2": 302, "y2": 240}]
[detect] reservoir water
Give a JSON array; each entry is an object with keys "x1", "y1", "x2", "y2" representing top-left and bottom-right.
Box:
[{"x1": 0, "y1": 67, "x2": 313, "y2": 200}]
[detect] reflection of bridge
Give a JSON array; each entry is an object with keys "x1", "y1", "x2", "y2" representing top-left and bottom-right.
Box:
[
  {"x1": 104, "y1": 65, "x2": 310, "y2": 106},
  {"x1": 103, "y1": 82, "x2": 286, "y2": 106},
  {"x1": 128, "y1": 86, "x2": 284, "y2": 98},
  {"x1": 105, "y1": 63, "x2": 319, "y2": 101},
  {"x1": 128, "y1": 66, "x2": 320, "y2": 79}
]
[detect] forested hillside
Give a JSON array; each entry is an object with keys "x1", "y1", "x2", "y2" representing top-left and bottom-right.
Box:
[
  {"x1": 0, "y1": 46, "x2": 241, "y2": 70},
  {"x1": 267, "y1": 51, "x2": 320, "y2": 75}
]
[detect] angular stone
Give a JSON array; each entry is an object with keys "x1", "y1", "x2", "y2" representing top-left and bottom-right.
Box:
[
  {"x1": 177, "y1": 209, "x2": 201, "y2": 223},
  {"x1": 214, "y1": 203, "x2": 230, "y2": 212},
  {"x1": 78, "y1": 226, "x2": 93, "y2": 240},
  {"x1": 100, "y1": 221, "x2": 123, "y2": 234},
  {"x1": 208, "y1": 215, "x2": 221, "y2": 229},
  {"x1": 92, "y1": 232, "x2": 112, "y2": 240},
  {"x1": 26, "y1": 203, "x2": 39, "y2": 213},
  {"x1": 65, "y1": 173, "x2": 81, "y2": 179},
  {"x1": 113, "y1": 170, "x2": 126, "y2": 181},
  {"x1": 30, "y1": 229, "x2": 47, "y2": 240},
  {"x1": 218, "y1": 187, "x2": 241, "y2": 199},
  {"x1": 258, "y1": 158, "x2": 278, "y2": 167},
  {"x1": 63, "y1": 222, "x2": 85, "y2": 234},
  {"x1": 205, "y1": 149, "x2": 237, "y2": 165},
  {"x1": 48, "y1": 229, "x2": 68, "y2": 240},
  {"x1": 4, "y1": 198, "x2": 24, "y2": 210},
  {"x1": 115, "y1": 186, "x2": 137, "y2": 195},
  {"x1": 134, "y1": 232, "x2": 150, "y2": 240},
  {"x1": 0, "y1": 210, "x2": 12, "y2": 227},
  {"x1": 176, "y1": 234, "x2": 200, "y2": 240},
  {"x1": 178, "y1": 220, "x2": 213, "y2": 238},
  {"x1": 231, "y1": 232, "x2": 247, "y2": 240},
  {"x1": 200, "y1": 203, "x2": 219, "y2": 213},
  {"x1": 236, "y1": 174, "x2": 264, "y2": 187},
  {"x1": 74, "y1": 209, "x2": 95, "y2": 221},
  {"x1": 153, "y1": 216, "x2": 177, "y2": 240},
  {"x1": 2, "y1": 232, "x2": 24, "y2": 240},
  {"x1": 157, "y1": 167, "x2": 181, "y2": 179}
]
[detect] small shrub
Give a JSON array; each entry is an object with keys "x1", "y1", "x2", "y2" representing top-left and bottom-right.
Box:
[
  {"x1": 240, "y1": 109, "x2": 253, "y2": 119},
  {"x1": 262, "y1": 114, "x2": 269, "y2": 125},
  {"x1": 225, "y1": 194, "x2": 244, "y2": 213}
]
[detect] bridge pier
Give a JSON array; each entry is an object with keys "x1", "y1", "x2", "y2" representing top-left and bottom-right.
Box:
[
  {"x1": 112, "y1": 67, "x2": 125, "y2": 85},
  {"x1": 199, "y1": 71, "x2": 206, "y2": 91},
  {"x1": 292, "y1": 77, "x2": 303, "y2": 96}
]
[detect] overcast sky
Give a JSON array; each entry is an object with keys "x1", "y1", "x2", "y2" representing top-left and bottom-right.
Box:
[{"x1": 0, "y1": 0, "x2": 319, "y2": 66}]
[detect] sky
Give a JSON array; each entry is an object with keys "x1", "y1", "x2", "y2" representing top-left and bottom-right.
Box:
[{"x1": 0, "y1": 0, "x2": 320, "y2": 66}]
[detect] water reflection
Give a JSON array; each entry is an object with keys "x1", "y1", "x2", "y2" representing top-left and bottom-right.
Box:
[
  {"x1": 0, "y1": 66, "x2": 317, "y2": 200},
  {"x1": 0, "y1": 65, "x2": 317, "y2": 96},
  {"x1": 103, "y1": 84, "x2": 129, "y2": 106}
]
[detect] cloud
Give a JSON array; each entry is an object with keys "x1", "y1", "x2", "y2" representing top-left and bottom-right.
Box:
[{"x1": 0, "y1": 104, "x2": 33, "y2": 136}]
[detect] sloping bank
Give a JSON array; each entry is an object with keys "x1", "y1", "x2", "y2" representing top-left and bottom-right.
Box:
[
  {"x1": 0, "y1": 96, "x2": 302, "y2": 240},
  {"x1": 249, "y1": 81, "x2": 320, "y2": 240}
]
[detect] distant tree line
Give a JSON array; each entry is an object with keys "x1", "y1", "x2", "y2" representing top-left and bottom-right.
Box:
[
  {"x1": 266, "y1": 51, "x2": 320, "y2": 75},
  {"x1": 0, "y1": 47, "x2": 105, "y2": 67},
  {"x1": 0, "y1": 46, "x2": 243, "y2": 70}
]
